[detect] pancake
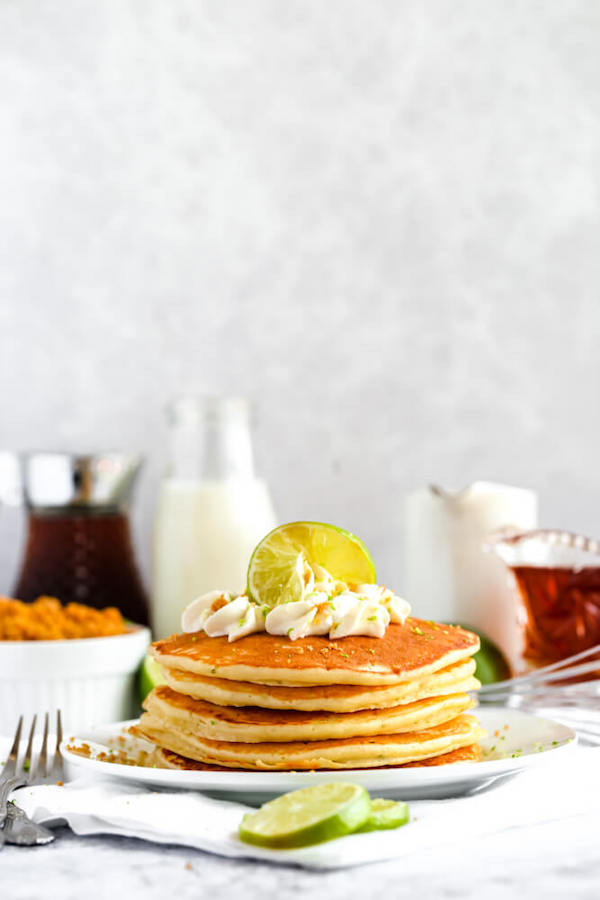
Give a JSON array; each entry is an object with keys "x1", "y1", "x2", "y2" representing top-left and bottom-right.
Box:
[
  {"x1": 401, "y1": 743, "x2": 481, "y2": 766},
  {"x1": 151, "y1": 619, "x2": 479, "y2": 686},
  {"x1": 161, "y1": 658, "x2": 479, "y2": 712},
  {"x1": 158, "y1": 742, "x2": 482, "y2": 771},
  {"x1": 133, "y1": 713, "x2": 484, "y2": 770},
  {"x1": 143, "y1": 684, "x2": 475, "y2": 743}
]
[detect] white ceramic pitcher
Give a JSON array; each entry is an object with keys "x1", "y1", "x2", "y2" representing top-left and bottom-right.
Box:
[{"x1": 404, "y1": 482, "x2": 538, "y2": 664}]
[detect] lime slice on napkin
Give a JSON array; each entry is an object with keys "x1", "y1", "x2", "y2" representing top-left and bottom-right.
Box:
[
  {"x1": 239, "y1": 783, "x2": 371, "y2": 849},
  {"x1": 356, "y1": 798, "x2": 410, "y2": 832},
  {"x1": 247, "y1": 522, "x2": 376, "y2": 607}
]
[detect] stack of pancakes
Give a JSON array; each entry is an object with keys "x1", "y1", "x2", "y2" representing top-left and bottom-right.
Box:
[{"x1": 136, "y1": 619, "x2": 484, "y2": 771}]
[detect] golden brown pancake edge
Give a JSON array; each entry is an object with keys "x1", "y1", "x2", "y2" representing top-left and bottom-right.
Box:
[
  {"x1": 142, "y1": 685, "x2": 475, "y2": 742},
  {"x1": 151, "y1": 619, "x2": 479, "y2": 686},
  {"x1": 133, "y1": 713, "x2": 485, "y2": 770},
  {"x1": 161, "y1": 657, "x2": 479, "y2": 711},
  {"x1": 158, "y1": 742, "x2": 482, "y2": 771}
]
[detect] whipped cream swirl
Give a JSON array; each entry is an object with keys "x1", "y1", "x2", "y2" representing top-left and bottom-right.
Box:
[{"x1": 181, "y1": 562, "x2": 411, "y2": 643}]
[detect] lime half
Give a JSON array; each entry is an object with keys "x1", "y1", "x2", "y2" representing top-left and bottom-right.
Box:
[
  {"x1": 239, "y1": 783, "x2": 371, "y2": 849},
  {"x1": 137, "y1": 654, "x2": 166, "y2": 703},
  {"x1": 356, "y1": 798, "x2": 410, "y2": 832},
  {"x1": 247, "y1": 521, "x2": 376, "y2": 607}
]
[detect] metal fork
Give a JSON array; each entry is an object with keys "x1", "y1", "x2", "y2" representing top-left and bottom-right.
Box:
[{"x1": 0, "y1": 711, "x2": 64, "y2": 846}]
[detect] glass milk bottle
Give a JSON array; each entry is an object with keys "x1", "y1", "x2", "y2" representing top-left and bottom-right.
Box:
[{"x1": 151, "y1": 396, "x2": 277, "y2": 638}]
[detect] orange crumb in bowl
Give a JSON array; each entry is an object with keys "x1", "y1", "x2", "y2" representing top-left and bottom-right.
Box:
[{"x1": 0, "y1": 595, "x2": 129, "y2": 640}]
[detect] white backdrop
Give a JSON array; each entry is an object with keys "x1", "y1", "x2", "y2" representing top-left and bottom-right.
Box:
[{"x1": 1, "y1": 1, "x2": 600, "y2": 593}]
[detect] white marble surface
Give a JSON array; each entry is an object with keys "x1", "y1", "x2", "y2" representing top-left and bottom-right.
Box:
[
  {"x1": 4, "y1": 742, "x2": 600, "y2": 898},
  {"x1": 3, "y1": 812, "x2": 600, "y2": 900},
  {"x1": 1, "y1": 1, "x2": 600, "y2": 593}
]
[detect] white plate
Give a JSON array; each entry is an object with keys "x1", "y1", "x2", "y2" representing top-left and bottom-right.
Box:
[{"x1": 61, "y1": 707, "x2": 577, "y2": 802}]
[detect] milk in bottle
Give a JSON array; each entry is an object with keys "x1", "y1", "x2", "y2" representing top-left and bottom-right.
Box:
[{"x1": 151, "y1": 396, "x2": 277, "y2": 638}]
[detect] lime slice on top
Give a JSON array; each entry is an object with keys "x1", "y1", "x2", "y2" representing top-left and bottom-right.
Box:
[
  {"x1": 356, "y1": 798, "x2": 410, "y2": 832},
  {"x1": 247, "y1": 521, "x2": 376, "y2": 607},
  {"x1": 239, "y1": 782, "x2": 371, "y2": 849}
]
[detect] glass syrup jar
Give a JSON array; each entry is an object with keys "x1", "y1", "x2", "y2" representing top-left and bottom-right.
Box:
[
  {"x1": 4, "y1": 451, "x2": 149, "y2": 625},
  {"x1": 489, "y1": 528, "x2": 600, "y2": 672}
]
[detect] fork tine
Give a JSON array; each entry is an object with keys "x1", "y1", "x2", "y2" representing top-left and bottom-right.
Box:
[
  {"x1": 38, "y1": 712, "x2": 49, "y2": 779},
  {"x1": 23, "y1": 714, "x2": 37, "y2": 782},
  {"x1": 2, "y1": 716, "x2": 23, "y2": 778},
  {"x1": 51, "y1": 710, "x2": 64, "y2": 780}
]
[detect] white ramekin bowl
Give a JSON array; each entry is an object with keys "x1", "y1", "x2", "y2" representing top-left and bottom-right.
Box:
[{"x1": 0, "y1": 626, "x2": 150, "y2": 737}]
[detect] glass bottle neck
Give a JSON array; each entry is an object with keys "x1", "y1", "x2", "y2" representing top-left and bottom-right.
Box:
[{"x1": 167, "y1": 396, "x2": 256, "y2": 480}]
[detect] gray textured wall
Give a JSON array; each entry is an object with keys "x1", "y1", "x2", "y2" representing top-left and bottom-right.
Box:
[{"x1": 1, "y1": 1, "x2": 600, "y2": 594}]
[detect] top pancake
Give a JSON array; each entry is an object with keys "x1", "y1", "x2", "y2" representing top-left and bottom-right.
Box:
[{"x1": 152, "y1": 618, "x2": 479, "y2": 686}]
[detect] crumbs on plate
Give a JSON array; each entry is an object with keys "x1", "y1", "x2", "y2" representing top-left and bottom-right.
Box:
[
  {"x1": 65, "y1": 728, "x2": 160, "y2": 768},
  {"x1": 65, "y1": 740, "x2": 154, "y2": 767}
]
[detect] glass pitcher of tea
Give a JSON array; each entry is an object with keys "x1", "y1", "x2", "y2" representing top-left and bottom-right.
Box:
[
  {"x1": 0, "y1": 452, "x2": 149, "y2": 625},
  {"x1": 490, "y1": 529, "x2": 600, "y2": 670}
]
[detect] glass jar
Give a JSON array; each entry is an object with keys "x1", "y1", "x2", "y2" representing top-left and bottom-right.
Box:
[
  {"x1": 490, "y1": 529, "x2": 600, "y2": 672},
  {"x1": 11, "y1": 452, "x2": 149, "y2": 624},
  {"x1": 151, "y1": 396, "x2": 277, "y2": 638}
]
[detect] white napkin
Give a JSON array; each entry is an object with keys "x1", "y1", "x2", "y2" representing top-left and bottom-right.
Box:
[{"x1": 11, "y1": 748, "x2": 600, "y2": 870}]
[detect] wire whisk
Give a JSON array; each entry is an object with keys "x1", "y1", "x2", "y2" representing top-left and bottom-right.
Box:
[{"x1": 477, "y1": 643, "x2": 600, "y2": 746}]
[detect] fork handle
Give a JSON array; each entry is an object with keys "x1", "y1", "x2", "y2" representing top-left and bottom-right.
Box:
[
  {"x1": 0, "y1": 802, "x2": 55, "y2": 847},
  {"x1": 0, "y1": 775, "x2": 26, "y2": 827}
]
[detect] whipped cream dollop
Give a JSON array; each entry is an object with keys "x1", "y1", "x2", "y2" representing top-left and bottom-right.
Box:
[{"x1": 181, "y1": 562, "x2": 411, "y2": 643}]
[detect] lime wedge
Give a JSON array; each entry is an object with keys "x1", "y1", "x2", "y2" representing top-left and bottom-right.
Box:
[
  {"x1": 453, "y1": 624, "x2": 511, "y2": 685},
  {"x1": 472, "y1": 634, "x2": 511, "y2": 685},
  {"x1": 239, "y1": 783, "x2": 371, "y2": 849},
  {"x1": 137, "y1": 654, "x2": 166, "y2": 703},
  {"x1": 247, "y1": 522, "x2": 376, "y2": 607},
  {"x1": 356, "y1": 798, "x2": 410, "y2": 832}
]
